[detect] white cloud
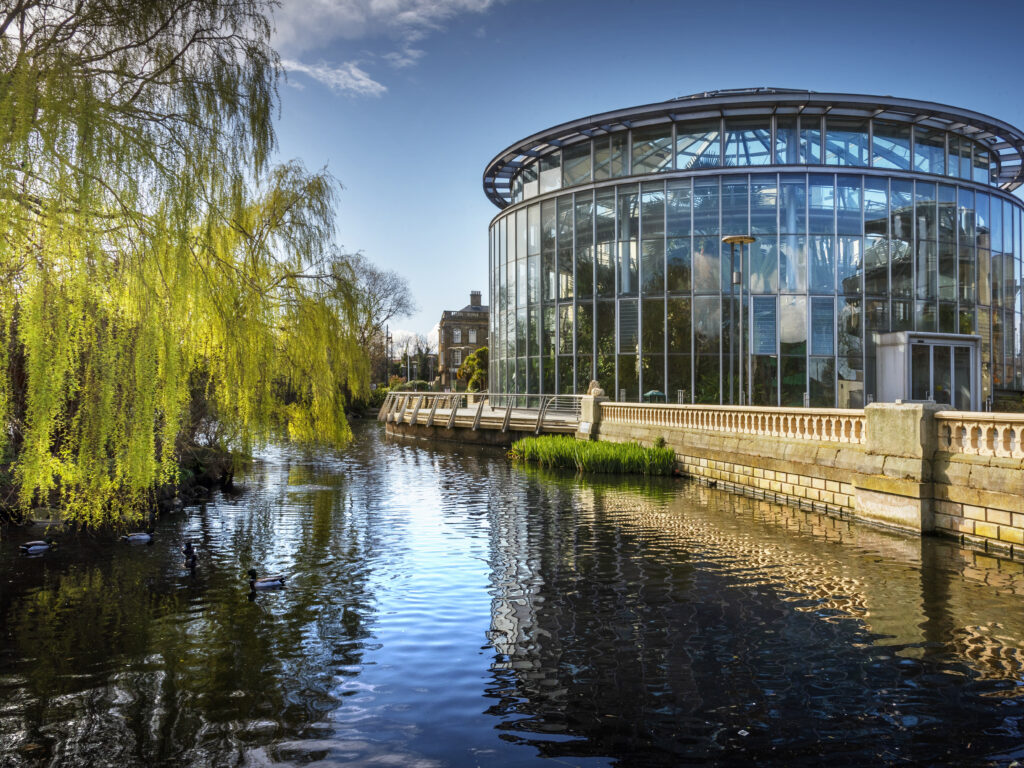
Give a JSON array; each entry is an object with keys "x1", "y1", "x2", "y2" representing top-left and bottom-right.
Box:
[
  {"x1": 273, "y1": 0, "x2": 498, "y2": 95},
  {"x1": 281, "y1": 58, "x2": 387, "y2": 97},
  {"x1": 274, "y1": 0, "x2": 497, "y2": 55}
]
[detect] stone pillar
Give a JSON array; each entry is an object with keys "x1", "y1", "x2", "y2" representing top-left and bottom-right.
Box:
[
  {"x1": 576, "y1": 395, "x2": 608, "y2": 441},
  {"x1": 853, "y1": 402, "x2": 942, "y2": 533}
]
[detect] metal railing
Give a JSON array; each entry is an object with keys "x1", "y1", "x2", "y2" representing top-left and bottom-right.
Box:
[{"x1": 378, "y1": 392, "x2": 584, "y2": 435}]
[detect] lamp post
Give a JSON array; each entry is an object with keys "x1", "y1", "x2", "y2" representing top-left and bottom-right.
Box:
[{"x1": 722, "y1": 235, "x2": 756, "y2": 405}]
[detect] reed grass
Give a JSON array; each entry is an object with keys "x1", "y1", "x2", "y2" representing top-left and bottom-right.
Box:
[{"x1": 508, "y1": 435, "x2": 675, "y2": 476}]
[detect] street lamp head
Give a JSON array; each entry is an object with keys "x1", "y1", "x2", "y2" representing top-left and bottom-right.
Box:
[{"x1": 722, "y1": 235, "x2": 756, "y2": 245}]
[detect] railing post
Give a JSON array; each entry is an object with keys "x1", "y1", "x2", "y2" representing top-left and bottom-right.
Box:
[
  {"x1": 472, "y1": 395, "x2": 486, "y2": 431},
  {"x1": 446, "y1": 394, "x2": 460, "y2": 429},
  {"x1": 502, "y1": 398, "x2": 513, "y2": 433},
  {"x1": 535, "y1": 395, "x2": 552, "y2": 435},
  {"x1": 410, "y1": 395, "x2": 424, "y2": 425},
  {"x1": 426, "y1": 395, "x2": 439, "y2": 427}
]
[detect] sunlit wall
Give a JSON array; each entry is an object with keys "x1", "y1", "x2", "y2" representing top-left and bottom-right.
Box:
[{"x1": 485, "y1": 95, "x2": 1024, "y2": 407}]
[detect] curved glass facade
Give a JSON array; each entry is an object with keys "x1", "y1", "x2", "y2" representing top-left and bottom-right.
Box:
[{"x1": 486, "y1": 94, "x2": 1024, "y2": 407}]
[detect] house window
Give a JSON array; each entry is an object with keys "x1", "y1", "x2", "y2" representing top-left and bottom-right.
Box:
[
  {"x1": 453, "y1": 328, "x2": 462, "y2": 344},
  {"x1": 452, "y1": 349, "x2": 462, "y2": 366},
  {"x1": 468, "y1": 328, "x2": 477, "y2": 344}
]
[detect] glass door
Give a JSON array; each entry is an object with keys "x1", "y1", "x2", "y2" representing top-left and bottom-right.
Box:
[{"x1": 909, "y1": 342, "x2": 974, "y2": 409}]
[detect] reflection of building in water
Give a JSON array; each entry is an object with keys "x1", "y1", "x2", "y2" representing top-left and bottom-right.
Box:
[{"x1": 484, "y1": 476, "x2": 1024, "y2": 760}]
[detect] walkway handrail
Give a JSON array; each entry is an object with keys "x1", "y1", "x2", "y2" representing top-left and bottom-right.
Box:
[
  {"x1": 600, "y1": 402, "x2": 867, "y2": 444},
  {"x1": 934, "y1": 411, "x2": 1024, "y2": 458}
]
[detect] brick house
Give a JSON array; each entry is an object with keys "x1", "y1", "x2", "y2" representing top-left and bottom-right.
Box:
[{"x1": 438, "y1": 291, "x2": 489, "y2": 390}]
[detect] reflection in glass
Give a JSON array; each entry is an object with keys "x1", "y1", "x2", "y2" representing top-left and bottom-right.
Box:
[
  {"x1": 632, "y1": 125, "x2": 673, "y2": 174},
  {"x1": 575, "y1": 195, "x2": 593, "y2": 299},
  {"x1": 780, "y1": 295, "x2": 807, "y2": 356},
  {"x1": 799, "y1": 116, "x2": 822, "y2": 164},
  {"x1": 641, "y1": 184, "x2": 665, "y2": 240},
  {"x1": 750, "y1": 174, "x2": 778, "y2": 234},
  {"x1": 775, "y1": 117, "x2": 798, "y2": 164},
  {"x1": 724, "y1": 119, "x2": 771, "y2": 166},
  {"x1": 562, "y1": 140, "x2": 592, "y2": 187},
  {"x1": 808, "y1": 174, "x2": 835, "y2": 234},
  {"x1": 694, "y1": 295, "x2": 720, "y2": 355},
  {"x1": 539, "y1": 153, "x2": 560, "y2": 194},
  {"x1": 667, "y1": 298, "x2": 691, "y2": 354},
  {"x1": 872, "y1": 122, "x2": 911, "y2": 170},
  {"x1": 809, "y1": 235, "x2": 835, "y2": 293},
  {"x1": 677, "y1": 120, "x2": 721, "y2": 170},
  {"x1": 667, "y1": 238, "x2": 691, "y2": 293},
  {"x1": 836, "y1": 175, "x2": 862, "y2": 235},
  {"x1": 825, "y1": 118, "x2": 869, "y2": 166},
  {"x1": 641, "y1": 239, "x2": 664, "y2": 293},
  {"x1": 666, "y1": 179, "x2": 691, "y2": 238},
  {"x1": 781, "y1": 355, "x2": 807, "y2": 406},
  {"x1": 751, "y1": 355, "x2": 778, "y2": 405},
  {"x1": 914, "y1": 126, "x2": 946, "y2": 175},
  {"x1": 838, "y1": 236, "x2": 863, "y2": 295},
  {"x1": 667, "y1": 353, "x2": 691, "y2": 402},
  {"x1": 721, "y1": 176, "x2": 748, "y2": 234},
  {"x1": 780, "y1": 235, "x2": 806, "y2": 293},
  {"x1": 693, "y1": 237, "x2": 720, "y2": 294},
  {"x1": 642, "y1": 299, "x2": 665, "y2": 353},
  {"x1": 809, "y1": 356, "x2": 836, "y2": 407},
  {"x1": 749, "y1": 237, "x2": 778, "y2": 294},
  {"x1": 557, "y1": 196, "x2": 574, "y2": 300}
]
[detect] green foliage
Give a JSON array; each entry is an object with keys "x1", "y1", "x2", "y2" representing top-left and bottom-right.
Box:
[
  {"x1": 456, "y1": 347, "x2": 488, "y2": 392},
  {"x1": 395, "y1": 380, "x2": 429, "y2": 392},
  {"x1": 0, "y1": 1, "x2": 368, "y2": 527},
  {"x1": 508, "y1": 436, "x2": 675, "y2": 476}
]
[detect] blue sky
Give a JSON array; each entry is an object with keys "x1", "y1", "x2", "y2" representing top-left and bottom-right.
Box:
[{"x1": 270, "y1": 0, "x2": 1024, "y2": 344}]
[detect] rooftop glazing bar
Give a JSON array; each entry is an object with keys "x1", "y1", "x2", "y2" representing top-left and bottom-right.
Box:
[{"x1": 483, "y1": 89, "x2": 1024, "y2": 409}]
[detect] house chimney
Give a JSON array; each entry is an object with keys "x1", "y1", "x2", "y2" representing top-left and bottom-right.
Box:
[{"x1": 470, "y1": 291, "x2": 481, "y2": 307}]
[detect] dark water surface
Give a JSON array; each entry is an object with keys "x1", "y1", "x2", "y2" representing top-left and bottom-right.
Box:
[{"x1": 3, "y1": 422, "x2": 1024, "y2": 766}]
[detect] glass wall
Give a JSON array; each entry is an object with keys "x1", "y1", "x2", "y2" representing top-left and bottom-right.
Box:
[
  {"x1": 508, "y1": 117, "x2": 1001, "y2": 205},
  {"x1": 490, "y1": 171, "x2": 1024, "y2": 406}
]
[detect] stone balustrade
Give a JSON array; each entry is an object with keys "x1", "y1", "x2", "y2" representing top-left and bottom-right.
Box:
[
  {"x1": 600, "y1": 403, "x2": 866, "y2": 444},
  {"x1": 935, "y1": 411, "x2": 1024, "y2": 459}
]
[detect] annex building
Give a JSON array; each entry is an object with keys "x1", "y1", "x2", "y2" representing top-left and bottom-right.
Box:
[{"x1": 482, "y1": 88, "x2": 1024, "y2": 409}]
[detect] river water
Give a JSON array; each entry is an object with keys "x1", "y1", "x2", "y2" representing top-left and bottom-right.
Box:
[{"x1": 3, "y1": 421, "x2": 1024, "y2": 766}]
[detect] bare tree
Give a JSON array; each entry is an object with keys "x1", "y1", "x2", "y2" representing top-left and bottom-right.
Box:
[{"x1": 343, "y1": 253, "x2": 416, "y2": 382}]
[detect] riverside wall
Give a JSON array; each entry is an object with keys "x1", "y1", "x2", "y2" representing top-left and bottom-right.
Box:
[{"x1": 583, "y1": 399, "x2": 1024, "y2": 557}]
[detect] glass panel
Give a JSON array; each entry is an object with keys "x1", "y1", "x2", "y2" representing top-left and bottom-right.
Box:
[
  {"x1": 890, "y1": 180, "x2": 913, "y2": 299},
  {"x1": 618, "y1": 355, "x2": 638, "y2": 401},
  {"x1": 779, "y1": 175, "x2": 806, "y2": 233},
  {"x1": 641, "y1": 239, "x2": 664, "y2": 293},
  {"x1": 641, "y1": 184, "x2": 665, "y2": 240},
  {"x1": 557, "y1": 355, "x2": 573, "y2": 395},
  {"x1": 808, "y1": 173, "x2": 835, "y2": 234},
  {"x1": 866, "y1": 298, "x2": 888, "y2": 331},
  {"x1": 576, "y1": 302, "x2": 594, "y2": 361},
  {"x1": 618, "y1": 299, "x2": 638, "y2": 355},
  {"x1": 780, "y1": 235, "x2": 806, "y2": 292},
  {"x1": 541, "y1": 201, "x2": 557, "y2": 302},
  {"x1": 750, "y1": 174, "x2": 778, "y2": 234},
  {"x1": 749, "y1": 236, "x2": 779, "y2": 294},
  {"x1": 522, "y1": 164, "x2": 538, "y2": 199},
  {"x1": 666, "y1": 179, "x2": 691, "y2": 238},
  {"x1": 800, "y1": 115, "x2": 822, "y2": 164},
  {"x1": 810, "y1": 296, "x2": 834, "y2": 355},
  {"x1": 751, "y1": 355, "x2": 778, "y2": 406},
  {"x1": 574, "y1": 194, "x2": 593, "y2": 299},
  {"x1": 617, "y1": 187, "x2": 639, "y2": 296},
  {"x1": 516, "y1": 207, "x2": 527, "y2": 260},
  {"x1": 838, "y1": 296, "x2": 863, "y2": 408},
  {"x1": 973, "y1": 145, "x2": 990, "y2": 184},
  {"x1": 914, "y1": 126, "x2": 946, "y2": 175},
  {"x1": 915, "y1": 182, "x2": 937, "y2": 301},
  {"x1": 916, "y1": 300, "x2": 937, "y2": 332},
  {"x1": 892, "y1": 300, "x2": 913, "y2": 330},
  {"x1": 594, "y1": 133, "x2": 626, "y2": 180},
  {"x1": 693, "y1": 236, "x2": 719, "y2": 294},
  {"x1": 642, "y1": 299, "x2": 665, "y2": 353},
  {"x1": 642, "y1": 354, "x2": 664, "y2": 400},
  {"x1": 751, "y1": 296, "x2": 777, "y2": 356},
  {"x1": 677, "y1": 120, "x2": 721, "y2": 170},
  {"x1": 872, "y1": 121, "x2": 911, "y2": 170},
  {"x1": 954, "y1": 346, "x2": 972, "y2": 409},
  {"x1": 780, "y1": 356, "x2": 807, "y2": 406},
  {"x1": 864, "y1": 177, "x2": 888, "y2": 237},
  {"x1": 562, "y1": 141, "x2": 591, "y2": 187},
  {"x1": 694, "y1": 295, "x2": 721, "y2": 354},
  {"x1": 576, "y1": 355, "x2": 592, "y2": 389},
  {"x1": 539, "y1": 153, "x2": 560, "y2": 194},
  {"x1": 557, "y1": 196, "x2": 573, "y2": 300},
  {"x1": 631, "y1": 124, "x2": 673, "y2": 174},
  {"x1": 667, "y1": 238, "x2": 691, "y2": 293},
  {"x1": 809, "y1": 235, "x2": 835, "y2": 293},
  {"x1": 667, "y1": 297, "x2": 691, "y2": 354},
  {"x1": 938, "y1": 301, "x2": 957, "y2": 333},
  {"x1": 911, "y1": 345, "x2": 930, "y2": 400},
  {"x1": 558, "y1": 305, "x2": 573, "y2": 354},
  {"x1": 809, "y1": 357, "x2": 836, "y2": 407},
  {"x1": 527, "y1": 253, "x2": 539, "y2": 305},
  {"x1": 595, "y1": 301, "x2": 615, "y2": 393},
  {"x1": 595, "y1": 190, "x2": 615, "y2": 297},
  {"x1": 667, "y1": 354, "x2": 691, "y2": 403},
  {"x1": 695, "y1": 355, "x2": 719, "y2": 404},
  {"x1": 775, "y1": 117, "x2": 798, "y2": 164},
  {"x1": 934, "y1": 344, "x2": 952, "y2": 404},
  {"x1": 959, "y1": 188, "x2": 976, "y2": 304},
  {"x1": 724, "y1": 119, "x2": 771, "y2": 166},
  {"x1": 693, "y1": 178, "x2": 719, "y2": 236},
  {"x1": 838, "y1": 236, "x2": 863, "y2": 295},
  {"x1": 780, "y1": 295, "x2": 807, "y2": 356},
  {"x1": 721, "y1": 176, "x2": 748, "y2": 234},
  {"x1": 825, "y1": 117, "x2": 869, "y2": 166},
  {"x1": 836, "y1": 174, "x2": 862, "y2": 236}
]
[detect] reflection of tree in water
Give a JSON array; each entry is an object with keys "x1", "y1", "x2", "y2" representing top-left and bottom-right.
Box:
[
  {"x1": 0, "y1": 455, "x2": 376, "y2": 766},
  {"x1": 483, "y1": 475, "x2": 1024, "y2": 765}
]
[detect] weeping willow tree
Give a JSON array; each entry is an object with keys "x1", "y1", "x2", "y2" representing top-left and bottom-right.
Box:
[{"x1": 0, "y1": 0, "x2": 369, "y2": 527}]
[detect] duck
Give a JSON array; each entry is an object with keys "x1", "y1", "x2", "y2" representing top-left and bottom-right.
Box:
[
  {"x1": 184, "y1": 550, "x2": 198, "y2": 570},
  {"x1": 19, "y1": 539, "x2": 57, "y2": 555},
  {"x1": 247, "y1": 568, "x2": 286, "y2": 590},
  {"x1": 181, "y1": 540, "x2": 195, "y2": 556},
  {"x1": 121, "y1": 529, "x2": 154, "y2": 543}
]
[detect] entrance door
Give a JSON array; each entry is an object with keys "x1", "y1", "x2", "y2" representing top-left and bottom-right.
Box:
[{"x1": 910, "y1": 341, "x2": 975, "y2": 409}]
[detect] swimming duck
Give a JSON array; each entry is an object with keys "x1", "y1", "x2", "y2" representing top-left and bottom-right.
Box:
[
  {"x1": 181, "y1": 540, "x2": 195, "y2": 556},
  {"x1": 247, "y1": 568, "x2": 286, "y2": 590},
  {"x1": 184, "y1": 550, "x2": 198, "y2": 569},
  {"x1": 19, "y1": 539, "x2": 56, "y2": 555},
  {"x1": 121, "y1": 529, "x2": 154, "y2": 543}
]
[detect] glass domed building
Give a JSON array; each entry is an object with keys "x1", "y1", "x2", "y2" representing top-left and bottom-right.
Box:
[{"x1": 483, "y1": 88, "x2": 1024, "y2": 409}]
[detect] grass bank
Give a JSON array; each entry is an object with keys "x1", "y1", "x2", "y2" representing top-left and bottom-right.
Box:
[{"x1": 508, "y1": 435, "x2": 676, "y2": 476}]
